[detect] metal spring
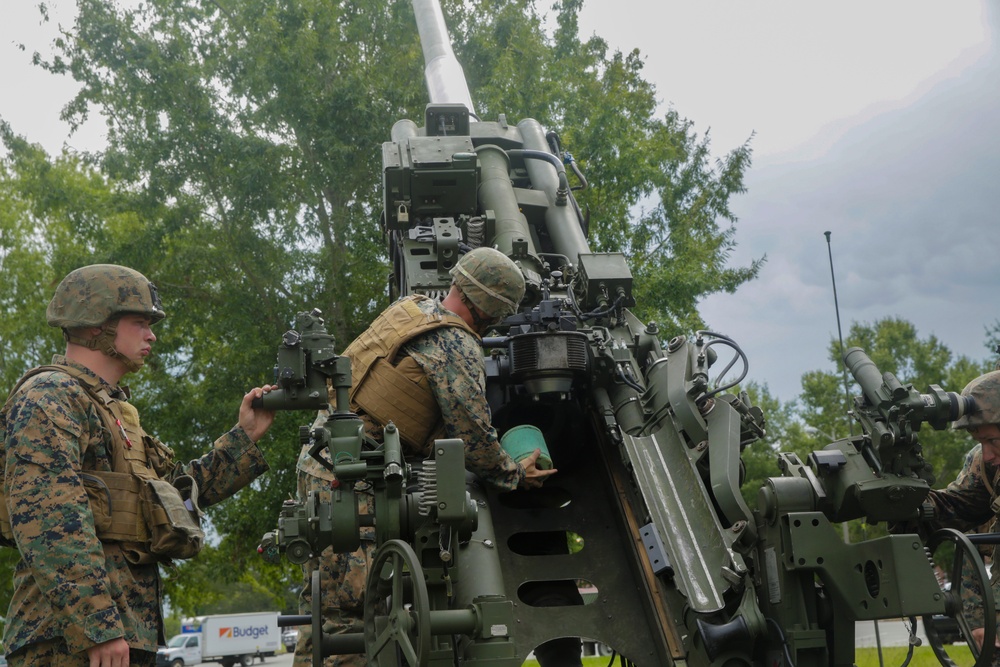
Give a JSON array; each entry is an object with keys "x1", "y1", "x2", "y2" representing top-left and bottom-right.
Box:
[
  {"x1": 467, "y1": 216, "x2": 485, "y2": 248},
  {"x1": 417, "y1": 460, "x2": 438, "y2": 516}
]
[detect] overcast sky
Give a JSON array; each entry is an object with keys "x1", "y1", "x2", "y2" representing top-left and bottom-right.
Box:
[
  {"x1": 3, "y1": 1, "x2": 999, "y2": 404},
  {"x1": 577, "y1": 1, "x2": 1000, "y2": 405}
]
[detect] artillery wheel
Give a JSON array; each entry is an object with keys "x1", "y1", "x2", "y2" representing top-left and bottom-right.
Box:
[
  {"x1": 364, "y1": 539, "x2": 431, "y2": 666},
  {"x1": 923, "y1": 528, "x2": 995, "y2": 667}
]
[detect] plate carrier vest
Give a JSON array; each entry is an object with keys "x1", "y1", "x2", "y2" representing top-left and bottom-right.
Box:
[
  {"x1": 345, "y1": 295, "x2": 477, "y2": 449},
  {"x1": 0, "y1": 364, "x2": 166, "y2": 554}
]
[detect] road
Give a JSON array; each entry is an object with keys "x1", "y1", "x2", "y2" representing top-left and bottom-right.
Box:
[
  {"x1": 220, "y1": 653, "x2": 294, "y2": 667},
  {"x1": 855, "y1": 619, "x2": 930, "y2": 648},
  {"x1": 222, "y1": 623, "x2": 945, "y2": 665},
  {"x1": 855, "y1": 617, "x2": 975, "y2": 650}
]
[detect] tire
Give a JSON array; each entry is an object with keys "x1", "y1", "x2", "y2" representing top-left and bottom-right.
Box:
[
  {"x1": 239, "y1": 655, "x2": 253, "y2": 666},
  {"x1": 170, "y1": 660, "x2": 183, "y2": 667}
]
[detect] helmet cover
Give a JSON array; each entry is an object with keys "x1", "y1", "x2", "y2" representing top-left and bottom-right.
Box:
[
  {"x1": 47, "y1": 264, "x2": 165, "y2": 329},
  {"x1": 449, "y1": 247, "x2": 525, "y2": 318},
  {"x1": 953, "y1": 370, "x2": 1000, "y2": 429}
]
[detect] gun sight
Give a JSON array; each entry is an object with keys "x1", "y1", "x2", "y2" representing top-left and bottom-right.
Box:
[
  {"x1": 252, "y1": 309, "x2": 352, "y2": 412},
  {"x1": 844, "y1": 346, "x2": 972, "y2": 431}
]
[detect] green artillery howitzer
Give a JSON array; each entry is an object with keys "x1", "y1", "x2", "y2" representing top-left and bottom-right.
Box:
[{"x1": 257, "y1": 0, "x2": 997, "y2": 664}]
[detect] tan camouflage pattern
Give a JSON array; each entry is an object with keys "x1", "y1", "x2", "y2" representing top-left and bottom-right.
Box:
[
  {"x1": 954, "y1": 370, "x2": 1000, "y2": 429},
  {"x1": 294, "y1": 450, "x2": 374, "y2": 667},
  {"x1": 449, "y1": 247, "x2": 525, "y2": 318},
  {"x1": 1, "y1": 355, "x2": 269, "y2": 661},
  {"x1": 46, "y1": 264, "x2": 165, "y2": 329}
]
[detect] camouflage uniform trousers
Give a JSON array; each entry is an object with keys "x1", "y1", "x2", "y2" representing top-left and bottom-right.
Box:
[
  {"x1": 293, "y1": 476, "x2": 375, "y2": 667},
  {"x1": 8, "y1": 639, "x2": 155, "y2": 667}
]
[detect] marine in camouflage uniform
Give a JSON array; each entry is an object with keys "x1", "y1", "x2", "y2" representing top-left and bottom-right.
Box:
[
  {"x1": 921, "y1": 370, "x2": 1000, "y2": 655},
  {"x1": 0, "y1": 265, "x2": 276, "y2": 667},
  {"x1": 294, "y1": 248, "x2": 557, "y2": 666}
]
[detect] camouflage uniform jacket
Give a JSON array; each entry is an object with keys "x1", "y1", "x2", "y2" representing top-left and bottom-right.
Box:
[
  {"x1": 321, "y1": 296, "x2": 523, "y2": 491},
  {"x1": 1, "y1": 355, "x2": 270, "y2": 656},
  {"x1": 925, "y1": 444, "x2": 1000, "y2": 628}
]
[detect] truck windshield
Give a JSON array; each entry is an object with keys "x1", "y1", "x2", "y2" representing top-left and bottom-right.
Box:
[{"x1": 167, "y1": 635, "x2": 194, "y2": 648}]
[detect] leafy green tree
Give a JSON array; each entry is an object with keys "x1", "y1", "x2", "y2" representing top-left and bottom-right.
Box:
[
  {"x1": 453, "y1": 0, "x2": 763, "y2": 334},
  {"x1": 3, "y1": 0, "x2": 764, "y2": 614},
  {"x1": 0, "y1": 125, "x2": 113, "y2": 390},
  {"x1": 985, "y1": 320, "x2": 1000, "y2": 367},
  {"x1": 162, "y1": 540, "x2": 297, "y2": 617},
  {"x1": 738, "y1": 381, "x2": 802, "y2": 507}
]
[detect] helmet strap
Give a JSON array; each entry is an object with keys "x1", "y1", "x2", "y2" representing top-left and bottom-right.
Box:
[
  {"x1": 458, "y1": 291, "x2": 496, "y2": 335},
  {"x1": 63, "y1": 319, "x2": 144, "y2": 373}
]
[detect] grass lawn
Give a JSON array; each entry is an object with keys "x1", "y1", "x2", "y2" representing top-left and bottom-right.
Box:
[
  {"x1": 856, "y1": 645, "x2": 975, "y2": 667},
  {"x1": 521, "y1": 644, "x2": 977, "y2": 667}
]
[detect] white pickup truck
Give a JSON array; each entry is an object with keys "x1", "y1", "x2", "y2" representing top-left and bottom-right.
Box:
[{"x1": 156, "y1": 611, "x2": 280, "y2": 667}]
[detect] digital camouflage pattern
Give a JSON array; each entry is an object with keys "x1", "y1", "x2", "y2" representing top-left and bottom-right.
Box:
[
  {"x1": 46, "y1": 264, "x2": 165, "y2": 329},
  {"x1": 450, "y1": 247, "x2": 525, "y2": 318},
  {"x1": 954, "y1": 370, "x2": 1000, "y2": 430},
  {"x1": 388, "y1": 296, "x2": 523, "y2": 489},
  {"x1": 293, "y1": 452, "x2": 375, "y2": 667},
  {"x1": 1, "y1": 355, "x2": 269, "y2": 663},
  {"x1": 346, "y1": 296, "x2": 523, "y2": 490}
]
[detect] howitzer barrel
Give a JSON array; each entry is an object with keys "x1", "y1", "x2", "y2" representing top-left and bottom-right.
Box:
[{"x1": 411, "y1": 0, "x2": 475, "y2": 113}]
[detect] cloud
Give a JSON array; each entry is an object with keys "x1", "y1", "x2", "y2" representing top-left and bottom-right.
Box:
[{"x1": 701, "y1": 39, "x2": 1000, "y2": 400}]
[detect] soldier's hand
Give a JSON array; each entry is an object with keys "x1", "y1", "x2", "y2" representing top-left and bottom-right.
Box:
[
  {"x1": 518, "y1": 448, "x2": 558, "y2": 490},
  {"x1": 970, "y1": 626, "x2": 1000, "y2": 651},
  {"x1": 87, "y1": 637, "x2": 130, "y2": 666},
  {"x1": 239, "y1": 385, "x2": 277, "y2": 442}
]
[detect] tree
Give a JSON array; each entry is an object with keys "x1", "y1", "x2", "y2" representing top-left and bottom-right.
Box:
[
  {"x1": 0, "y1": 124, "x2": 122, "y2": 390},
  {"x1": 738, "y1": 381, "x2": 802, "y2": 507},
  {"x1": 2, "y1": 0, "x2": 764, "y2": 613},
  {"x1": 985, "y1": 320, "x2": 1000, "y2": 368}
]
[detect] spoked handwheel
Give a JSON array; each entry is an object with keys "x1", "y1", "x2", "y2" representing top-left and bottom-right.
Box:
[
  {"x1": 923, "y1": 528, "x2": 995, "y2": 667},
  {"x1": 364, "y1": 539, "x2": 431, "y2": 666}
]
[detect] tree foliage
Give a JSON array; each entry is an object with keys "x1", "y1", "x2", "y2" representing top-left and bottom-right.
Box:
[{"x1": 2, "y1": 0, "x2": 764, "y2": 615}]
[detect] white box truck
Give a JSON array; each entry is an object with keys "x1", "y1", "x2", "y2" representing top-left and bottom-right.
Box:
[{"x1": 156, "y1": 611, "x2": 280, "y2": 667}]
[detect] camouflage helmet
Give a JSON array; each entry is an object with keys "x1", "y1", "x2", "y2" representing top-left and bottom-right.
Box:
[
  {"x1": 46, "y1": 264, "x2": 165, "y2": 329},
  {"x1": 953, "y1": 370, "x2": 1000, "y2": 429},
  {"x1": 449, "y1": 247, "x2": 525, "y2": 318}
]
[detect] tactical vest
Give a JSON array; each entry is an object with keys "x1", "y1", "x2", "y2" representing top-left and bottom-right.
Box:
[
  {"x1": 345, "y1": 295, "x2": 477, "y2": 449},
  {"x1": 0, "y1": 364, "x2": 166, "y2": 553}
]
